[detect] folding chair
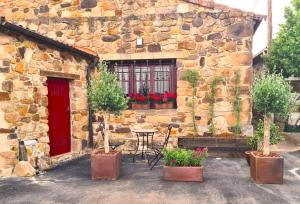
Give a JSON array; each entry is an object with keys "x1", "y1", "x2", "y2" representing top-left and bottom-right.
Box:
[
  {"x1": 147, "y1": 123, "x2": 179, "y2": 170},
  {"x1": 97, "y1": 121, "x2": 125, "y2": 150}
]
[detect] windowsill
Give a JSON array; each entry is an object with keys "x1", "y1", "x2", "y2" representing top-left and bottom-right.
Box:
[{"x1": 128, "y1": 109, "x2": 177, "y2": 114}]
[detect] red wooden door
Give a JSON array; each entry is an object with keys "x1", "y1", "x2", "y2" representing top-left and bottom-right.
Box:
[{"x1": 47, "y1": 78, "x2": 71, "y2": 156}]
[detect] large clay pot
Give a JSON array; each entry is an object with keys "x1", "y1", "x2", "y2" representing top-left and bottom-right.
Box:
[
  {"x1": 163, "y1": 166, "x2": 203, "y2": 182},
  {"x1": 131, "y1": 103, "x2": 150, "y2": 110},
  {"x1": 250, "y1": 151, "x2": 283, "y2": 184},
  {"x1": 244, "y1": 150, "x2": 253, "y2": 166},
  {"x1": 91, "y1": 150, "x2": 121, "y2": 180}
]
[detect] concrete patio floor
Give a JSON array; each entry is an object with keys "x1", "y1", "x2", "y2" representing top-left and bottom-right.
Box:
[{"x1": 0, "y1": 152, "x2": 299, "y2": 204}]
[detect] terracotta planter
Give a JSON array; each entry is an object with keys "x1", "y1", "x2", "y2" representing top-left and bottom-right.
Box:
[
  {"x1": 244, "y1": 150, "x2": 253, "y2": 166},
  {"x1": 163, "y1": 166, "x2": 203, "y2": 182},
  {"x1": 250, "y1": 151, "x2": 283, "y2": 184},
  {"x1": 154, "y1": 102, "x2": 173, "y2": 109},
  {"x1": 131, "y1": 103, "x2": 150, "y2": 110},
  {"x1": 91, "y1": 149, "x2": 121, "y2": 180}
]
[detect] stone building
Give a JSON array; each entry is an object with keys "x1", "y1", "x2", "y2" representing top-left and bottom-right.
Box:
[
  {"x1": 0, "y1": 0, "x2": 264, "y2": 177},
  {"x1": 0, "y1": 18, "x2": 98, "y2": 177}
]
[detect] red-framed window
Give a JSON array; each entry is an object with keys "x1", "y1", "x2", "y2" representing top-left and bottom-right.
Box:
[{"x1": 108, "y1": 59, "x2": 177, "y2": 109}]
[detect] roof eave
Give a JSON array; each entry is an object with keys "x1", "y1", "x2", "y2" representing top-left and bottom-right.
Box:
[{"x1": 0, "y1": 17, "x2": 98, "y2": 61}]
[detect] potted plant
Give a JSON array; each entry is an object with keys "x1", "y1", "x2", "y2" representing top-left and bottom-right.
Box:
[
  {"x1": 88, "y1": 62, "x2": 128, "y2": 180},
  {"x1": 152, "y1": 92, "x2": 176, "y2": 109},
  {"x1": 131, "y1": 93, "x2": 150, "y2": 110},
  {"x1": 129, "y1": 82, "x2": 150, "y2": 110},
  {"x1": 251, "y1": 73, "x2": 295, "y2": 184},
  {"x1": 163, "y1": 147, "x2": 208, "y2": 182},
  {"x1": 245, "y1": 119, "x2": 285, "y2": 166}
]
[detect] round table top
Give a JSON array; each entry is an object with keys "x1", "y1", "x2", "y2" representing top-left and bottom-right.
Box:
[{"x1": 132, "y1": 129, "x2": 158, "y2": 133}]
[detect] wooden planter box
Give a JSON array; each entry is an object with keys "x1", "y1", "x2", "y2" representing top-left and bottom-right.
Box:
[
  {"x1": 91, "y1": 150, "x2": 121, "y2": 180},
  {"x1": 163, "y1": 166, "x2": 203, "y2": 182},
  {"x1": 154, "y1": 102, "x2": 173, "y2": 109},
  {"x1": 178, "y1": 137, "x2": 249, "y2": 151},
  {"x1": 250, "y1": 151, "x2": 283, "y2": 184},
  {"x1": 131, "y1": 103, "x2": 150, "y2": 110},
  {"x1": 244, "y1": 150, "x2": 253, "y2": 166}
]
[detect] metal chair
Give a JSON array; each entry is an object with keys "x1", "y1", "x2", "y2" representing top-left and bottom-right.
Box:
[
  {"x1": 97, "y1": 121, "x2": 125, "y2": 150},
  {"x1": 147, "y1": 123, "x2": 179, "y2": 170}
]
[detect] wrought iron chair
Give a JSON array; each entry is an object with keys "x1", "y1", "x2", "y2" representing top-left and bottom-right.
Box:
[
  {"x1": 147, "y1": 123, "x2": 179, "y2": 170},
  {"x1": 97, "y1": 121, "x2": 125, "y2": 150}
]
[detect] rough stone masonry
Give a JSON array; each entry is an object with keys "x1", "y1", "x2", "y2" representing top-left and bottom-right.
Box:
[{"x1": 0, "y1": 0, "x2": 264, "y2": 177}]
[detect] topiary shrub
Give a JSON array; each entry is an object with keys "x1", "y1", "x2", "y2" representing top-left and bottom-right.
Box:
[
  {"x1": 88, "y1": 61, "x2": 128, "y2": 153},
  {"x1": 253, "y1": 73, "x2": 295, "y2": 155},
  {"x1": 247, "y1": 119, "x2": 285, "y2": 151}
]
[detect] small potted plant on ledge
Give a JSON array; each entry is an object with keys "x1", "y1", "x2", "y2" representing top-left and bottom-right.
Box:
[
  {"x1": 251, "y1": 73, "x2": 295, "y2": 184},
  {"x1": 245, "y1": 119, "x2": 284, "y2": 166},
  {"x1": 131, "y1": 93, "x2": 150, "y2": 110},
  {"x1": 130, "y1": 82, "x2": 150, "y2": 110},
  {"x1": 152, "y1": 92, "x2": 176, "y2": 109},
  {"x1": 88, "y1": 62, "x2": 128, "y2": 180},
  {"x1": 163, "y1": 147, "x2": 208, "y2": 182}
]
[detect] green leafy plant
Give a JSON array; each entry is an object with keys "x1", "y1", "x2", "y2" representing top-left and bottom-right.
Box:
[
  {"x1": 208, "y1": 77, "x2": 224, "y2": 136},
  {"x1": 253, "y1": 73, "x2": 295, "y2": 155},
  {"x1": 163, "y1": 148, "x2": 208, "y2": 167},
  {"x1": 247, "y1": 119, "x2": 285, "y2": 150},
  {"x1": 297, "y1": 100, "x2": 300, "y2": 110},
  {"x1": 88, "y1": 61, "x2": 128, "y2": 153},
  {"x1": 232, "y1": 70, "x2": 242, "y2": 136},
  {"x1": 264, "y1": 0, "x2": 300, "y2": 77},
  {"x1": 182, "y1": 70, "x2": 201, "y2": 136}
]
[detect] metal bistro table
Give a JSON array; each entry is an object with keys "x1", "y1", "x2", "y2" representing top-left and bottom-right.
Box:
[{"x1": 132, "y1": 129, "x2": 158, "y2": 162}]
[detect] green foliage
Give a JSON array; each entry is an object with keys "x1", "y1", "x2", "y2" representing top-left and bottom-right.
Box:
[
  {"x1": 246, "y1": 119, "x2": 285, "y2": 150},
  {"x1": 264, "y1": 0, "x2": 300, "y2": 77},
  {"x1": 253, "y1": 73, "x2": 295, "y2": 117},
  {"x1": 88, "y1": 62, "x2": 128, "y2": 115},
  {"x1": 208, "y1": 77, "x2": 224, "y2": 136},
  {"x1": 296, "y1": 100, "x2": 300, "y2": 111},
  {"x1": 182, "y1": 69, "x2": 200, "y2": 88},
  {"x1": 163, "y1": 148, "x2": 208, "y2": 167},
  {"x1": 232, "y1": 71, "x2": 242, "y2": 136},
  {"x1": 182, "y1": 70, "x2": 201, "y2": 136}
]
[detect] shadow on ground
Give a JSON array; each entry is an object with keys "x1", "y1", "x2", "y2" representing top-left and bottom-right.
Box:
[{"x1": 0, "y1": 152, "x2": 299, "y2": 204}]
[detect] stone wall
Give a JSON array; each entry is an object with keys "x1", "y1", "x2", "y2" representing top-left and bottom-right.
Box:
[
  {"x1": 0, "y1": 31, "x2": 89, "y2": 177},
  {"x1": 1, "y1": 1, "x2": 256, "y2": 158}
]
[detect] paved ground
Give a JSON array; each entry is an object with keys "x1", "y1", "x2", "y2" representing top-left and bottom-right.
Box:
[{"x1": 0, "y1": 152, "x2": 300, "y2": 204}]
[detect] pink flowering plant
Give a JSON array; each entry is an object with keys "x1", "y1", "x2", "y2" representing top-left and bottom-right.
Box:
[{"x1": 163, "y1": 147, "x2": 208, "y2": 167}]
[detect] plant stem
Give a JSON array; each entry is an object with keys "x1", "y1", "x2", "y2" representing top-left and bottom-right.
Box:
[
  {"x1": 233, "y1": 71, "x2": 241, "y2": 137},
  {"x1": 209, "y1": 77, "x2": 223, "y2": 136},
  {"x1": 192, "y1": 86, "x2": 198, "y2": 136},
  {"x1": 104, "y1": 112, "x2": 110, "y2": 153},
  {"x1": 263, "y1": 114, "x2": 272, "y2": 156}
]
